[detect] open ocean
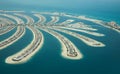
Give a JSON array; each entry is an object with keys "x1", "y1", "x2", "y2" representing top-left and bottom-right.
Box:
[{"x1": 0, "y1": 0, "x2": 120, "y2": 74}]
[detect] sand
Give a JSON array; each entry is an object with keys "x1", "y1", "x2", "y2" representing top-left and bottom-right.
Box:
[
  {"x1": 5, "y1": 26, "x2": 44, "y2": 64},
  {"x1": 0, "y1": 26, "x2": 25, "y2": 50},
  {"x1": 50, "y1": 27, "x2": 105, "y2": 47},
  {"x1": 40, "y1": 28, "x2": 83, "y2": 60}
]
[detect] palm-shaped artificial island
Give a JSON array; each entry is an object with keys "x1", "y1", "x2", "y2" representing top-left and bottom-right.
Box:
[{"x1": 0, "y1": 10, "x2": 120, "y2": 64}]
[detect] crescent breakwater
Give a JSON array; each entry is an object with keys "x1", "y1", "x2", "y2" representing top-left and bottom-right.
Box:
[{"x1": 60, "y1": 13, "x2": 120, "y2": 33}]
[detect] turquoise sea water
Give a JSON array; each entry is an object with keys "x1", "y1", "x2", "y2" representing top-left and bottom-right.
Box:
[
  {"x1": 0, "y1": 0, "x2": 120, "y2": 74},
  {"x1": 0, "y1": 28, "x2": 16, "y2": 41},
  {"x1": 0, "y1": 23, "x2": 120, "y2": 74},
  {"x1": 1, "y1": 0, "x2": 120, "y2": 24}
]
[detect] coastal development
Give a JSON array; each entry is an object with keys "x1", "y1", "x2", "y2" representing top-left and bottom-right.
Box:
[
  {"x1": 33, "y1": 14, "x2": 46, "y2": 25},
  {"x1": 57, "y1": 13, "x2": 120, "y2": 33},
  {"x1": 67, "y1": 22, "x2": 98, "y2": 31},
  {"x1": 1, "y1": 11, "x2": 118, "y2": 64},
  {"x1": 46, "y1": 16, "x2": 59, "y2": 25},
  {"x1": 57, "y1": 26, "x2": 104, "y2": 37},
  {"x1": 0, "y1": 13, "x2": 26, "y2": 50},
  {"x1": 0, "y1": 26, "x2": 25, "y2": 50},
  {"x1": 77, "y1": 16, "x2": 120, "y2": 33},
  {"x1": 5, "y1": 13, "x2": 44, "y2": 64},
  {"x1": 58, "y1": 19, "x2": 74, "y2": 26},
  {"x1": 105, "y1": 21, "x2": 120, "y2": 32},
  {"x1": 49, "y1": 27, "x2": 105, "y2": 47},
  {"x1": 14, "y1": 13, "x2": 34, "y2": 25},
  {"x1": 0, "y1": 14, "x2": 24, "y2": 24},
  {"x1": 6, "y1": 26, "x2": 44, "y2": 64},
  {"x1": 0, "y1": 0, "x2": 120, "y2": 74},
  {"x1": 39, "y1": 28, "x2": 83, "y2": 60},
  {"x1": 0, "y1": 18, "x2": 15, "y2": 35}
]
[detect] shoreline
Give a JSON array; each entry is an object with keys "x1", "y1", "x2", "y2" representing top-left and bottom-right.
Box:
[
  {"x1": 50, "y1": 27, "x2": 105, "y2": 47},
  {"x1": 0, "y1": 26, "x2": 26, "y2": 50},
  {"x1": 58, "y1": 26, "x2": 105, "y2": 37},
  {"x1": 5, "y1": 26, "x2": 44, "y2": 64},
  {"x1": 0, "y1": 14, "x2": 24, "y2": 24},
  {"x1": 0, "y1": 14, "x2": 26, "y2": 50},
  {"x1": 14, "y1": 13, "x2": 34, "y2": 25},
  {"x1": 58, "y1": 19, "x2": 74, "y2": 26},
  {"x1": 46, "y1": 16, "x2": 59, "y2": 25},
  {"x1": 40, "y1": 28, "x2": 83, "y2": 60},
  {"x1": 78, "y1": 16, "x2": 120, "y2": 33},
  {"x1": 33, "y1": 14, "x2": 46, "y2": 25},
  {"x1": 67, "y1": 22, "x2": 98, "y2": 31},
  {"x1": 0, "y1": 18, "x2": 15, "y2": 35}
]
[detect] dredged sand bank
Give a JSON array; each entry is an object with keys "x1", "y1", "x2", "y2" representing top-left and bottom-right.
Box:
[
  {"x1": 0, "y1": 14, "x2": 24, "y2": 24},
  {"x1": 78, "y1": 16, "x2": 120, "y2": 33},
  {"x1": 0, "y1": 17, "x2": 15, "y2": 35},
  {"x1": 46, "y1": 16, "x2": 59, "y2": 25},
  {"x1": 58, "y1": 26, "x2": 105, "y2": 37},
  {"x1": 67, "y1": 22, "x2": 97, "y2": 31},
  {"x1": 49, "y1": 27, "x2": 105, "y2": 47},
  {"x1": 39, "y1": 27, "x2": 83, "y2": 60},
  {"x1": 5, "y1": 26, "x2": 44, "y2": 64},
  {"x1": 0, "y1": 26, "x2": 25, "y2": 50},
  {"x1": 14, "y1": 13, "x2": 34, "y2": 25},
  {"x1": 33, "y1": 14, "x2": 46, "y2": 25},
  {"x1": 58, "y1": 19, "x2": 74, "y2": 26}
]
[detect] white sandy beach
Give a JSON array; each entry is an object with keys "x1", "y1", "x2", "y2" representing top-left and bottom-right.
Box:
[
  {"x1": 40, "y1": 28, "x2": 83, "y2": 60},
  {"x1": 50, "y1": 27, "x2": 105, "y2": 47},
  {"x1": 5, "y1": 26, "x2": 44, "y2": 64}
]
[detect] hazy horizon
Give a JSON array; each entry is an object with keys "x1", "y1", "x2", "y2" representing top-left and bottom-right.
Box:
[{"x1": 0, "y1": 0, "x2": 120, "y2": 23}]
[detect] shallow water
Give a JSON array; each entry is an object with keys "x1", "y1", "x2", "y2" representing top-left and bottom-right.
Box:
[{"x1": 0, "y1": 0, "x2": 120, "y2": 74}]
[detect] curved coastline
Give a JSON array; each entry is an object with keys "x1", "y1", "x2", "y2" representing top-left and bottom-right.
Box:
[
  {"x1": 33, "y1": 14, "x2": 46, "y2": 25},
  {"x1": 14, "y1": 13, "x2": 34, "y2": 25},
  {"x1": 46, "y1": 16, "x2": 59, "y2": 25},
  {"x1": 0, "y1": 17, "x2": 15, "y2": 35},
  {"x1": 58, "y1": 26, "x2": 105, "y2": 37},
  {"x1": 49, "y1": 27, "x2": 105, "y2": 47},
  {"x1": 0, "y1": 26, "x2": 26, "y2": 50},
  {"x1": 58, "y1": 19, "x2": 74, "y2": 26},
  {"x1": 5, "y1": 26, "x2": 44, "y2": 64},
  {"x1": 39, "y1": 27, "x2": 83, "y2": 60}
]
